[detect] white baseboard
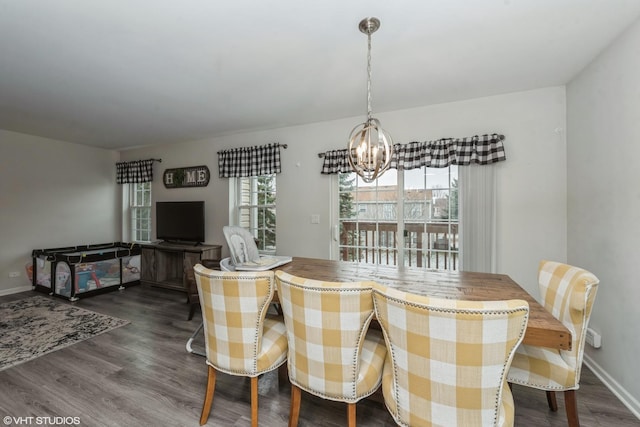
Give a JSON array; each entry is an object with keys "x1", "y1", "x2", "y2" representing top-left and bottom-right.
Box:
[
  {"x1": 0, "y1": 285, "x2": 33, "y2": 296},
  {"x1": 584, "y1": 354, "x2": 640, "y2": 419}
]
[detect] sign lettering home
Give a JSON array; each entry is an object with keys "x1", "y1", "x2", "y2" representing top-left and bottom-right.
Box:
[{"x1": 163, "y1": 165, "x2": 210, "y2": 188}]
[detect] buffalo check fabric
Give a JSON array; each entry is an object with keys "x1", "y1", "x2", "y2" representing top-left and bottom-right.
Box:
[
  {"x1": 320, "y1": 133, "x2": 505, "y2": 174},
  {"x1": 372, "y1": 283, "x2": 529, "y2": 427},
  {"x1": 115, "y1": 159, "x2": 155, "y2": 183},
  {"x1": 274, "y1": 271, "x2": 386, "y2": 402},
  {"x1": 193, "y1": 265, "x2": 287, "y2": 376},
  {"x1": 507, "y1": 261, "x2": 599, "y2": 390},
  {"x1": 218, "y1": 142, "x2": 283, "y2": 178}
]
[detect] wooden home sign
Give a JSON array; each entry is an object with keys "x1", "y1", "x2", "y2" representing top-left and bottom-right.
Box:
[{"x1": 163, "y1": 165, "x2": 210, "y2": 188}]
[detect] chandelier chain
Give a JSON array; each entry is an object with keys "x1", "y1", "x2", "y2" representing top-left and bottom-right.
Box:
[{"x1": 366, "y1": 32, "x2": 373, "y2": 120}]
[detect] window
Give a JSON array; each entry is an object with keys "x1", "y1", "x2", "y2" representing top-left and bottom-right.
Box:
[
  {"x1": 337, "y1": 166, "x2": 458, "y2": 271},
  {"x1": 234, "y1": 174, "x2": 277, "y2": 254},
  {"x1": 403, "y1": 166, "x2": 458, "y2": 271},
  {"x1": 130, "y1": 182, "x2": 152, "y2": 242}
]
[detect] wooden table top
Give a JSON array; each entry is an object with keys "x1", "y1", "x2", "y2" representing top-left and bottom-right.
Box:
[{"x1": 276, "y1": 257, "x2": 571, "y2": 351}]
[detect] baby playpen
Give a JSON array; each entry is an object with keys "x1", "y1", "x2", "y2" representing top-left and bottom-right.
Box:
[{"x1": 30, "y1": 242, "x2": 141, "y2": 301}]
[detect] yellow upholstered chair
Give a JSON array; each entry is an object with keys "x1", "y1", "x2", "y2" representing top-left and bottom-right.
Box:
[
  {"x1": 372, "y1": 283, "x2": 529, "y2": 427},
  {"x1": 274, "y1": 270, "x2": 387, "y2": 427},
  {"x1": 507, "y1": 261, "x2": 599, "y2": 427},
  {"x1": 193, "y1": 265, "x2": 288, "y2": 427}
]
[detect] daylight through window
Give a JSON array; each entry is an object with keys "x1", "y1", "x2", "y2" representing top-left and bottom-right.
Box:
[
  {"x1": 338, "y1": 166, "x2": 458, "y2": 271},
  {"x1": 130, "y1": 182, "x2": 152, "y2": 242},
  {"x1": 235, "y1": 174, "x2": 277, "y2": 254}
]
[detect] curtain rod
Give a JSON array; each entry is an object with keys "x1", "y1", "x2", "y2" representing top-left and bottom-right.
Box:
[
  {"x1": 116, "y1": 158, "x2": 162, "y2": 164},
  {"x1": 217, "y1": 143, "x2": 287, "y2": 154}
]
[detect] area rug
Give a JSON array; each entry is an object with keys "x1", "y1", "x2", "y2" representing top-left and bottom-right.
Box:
[{"x1": 0, "y1": 295, "x2": 129, "y2": 371}]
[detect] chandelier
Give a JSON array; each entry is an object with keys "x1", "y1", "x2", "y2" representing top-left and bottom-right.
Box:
[{"x1": 347, "y1": 17, "x2": 393, "y2": 183}]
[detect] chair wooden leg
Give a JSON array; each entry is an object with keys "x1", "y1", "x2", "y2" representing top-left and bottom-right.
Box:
[
  {"x1": 278, "y1": 363, "x2": 289, "y2": 388},
  {"x1": 288, "y1": 384, "x2": 302, "y2": 427},
  {"x1": 199, "y1": 366, "x2": 216, "y2": 425},
  {"x1": 546, "y1": 390, "x2": 558, "y2": 412},
  {"x1": 564, "y1": 390, "x2": 580, "y2": 427},
  {"x1": 347, "y1": 402, "x2": 356, "y2": 427},
  {"x1": 188, "y1": 303, "x2": 196, "y2": 321},
  {"x1": 251, "y1": 376, "x2": 259, "y2": 427}
]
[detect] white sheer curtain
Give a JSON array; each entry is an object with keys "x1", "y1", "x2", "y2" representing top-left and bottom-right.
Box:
[{"x1": 459, "y1": 165, "x2": 497, "y2": 273}]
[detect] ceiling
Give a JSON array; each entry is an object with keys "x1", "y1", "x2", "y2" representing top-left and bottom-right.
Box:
[{"x1": 1, "y1": 1, "x2": 640, "y2": 150}]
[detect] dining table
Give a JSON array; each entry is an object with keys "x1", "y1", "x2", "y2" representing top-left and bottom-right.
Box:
[{"x1": 274, "y1": 257, "x2": 571, "y2": 351}]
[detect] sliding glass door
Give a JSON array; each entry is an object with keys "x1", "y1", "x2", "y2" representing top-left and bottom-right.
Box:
[{"x1": 336, "y1": 166, "x2": 458, "y2": 271}]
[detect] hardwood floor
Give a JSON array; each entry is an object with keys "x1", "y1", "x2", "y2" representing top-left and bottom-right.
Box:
[{"x1": 1, "y1": 285, "x2": 638, "y2": 427}]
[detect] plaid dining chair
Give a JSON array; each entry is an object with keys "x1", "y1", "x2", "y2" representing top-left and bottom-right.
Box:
[
  {"x1": 372, "y1": 283, "x2": 529, "y2": 427},
  {"x1": 274, "y1": 270, "x2": 387, "y2": 427},
  {"x1": 193, "y1": 265, "x2": 288, "y2": 427},
  {"x1": 507, "y1": 261, "x2": 599, "y2": 427}
]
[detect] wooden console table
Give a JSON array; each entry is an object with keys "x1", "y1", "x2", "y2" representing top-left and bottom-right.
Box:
[{"x1": 141, "y1": 242, "x2": 221, "y2": 292}]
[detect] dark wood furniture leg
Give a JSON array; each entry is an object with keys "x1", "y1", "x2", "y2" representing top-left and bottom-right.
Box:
[
  {"x1": 546, "y1": 390, "x2": 558, "y2": 411},
  {"x1": 564, "y1": 390, "x2": 580, "y2": 427}
]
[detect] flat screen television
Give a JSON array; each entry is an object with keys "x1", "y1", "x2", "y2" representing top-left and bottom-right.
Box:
[{"x1": 156, "y1": 201, "x2": 205, "y2": 244}]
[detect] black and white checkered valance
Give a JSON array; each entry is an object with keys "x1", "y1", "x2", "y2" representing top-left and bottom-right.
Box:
[
  {"x1": 116, "y1": 159, "x2": 156, "y2": 184},
  {"x1": 218, "y1": 143, "x2": 284, "y2": 178},
  {"x1": 320, "y1": 133, "x2": 506, "y2": 174}
]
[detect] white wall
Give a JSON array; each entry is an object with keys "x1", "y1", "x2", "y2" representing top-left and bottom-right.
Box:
[
  {"x1": 567, "y1": 18, "x2": 640, "y2": 414},
  {"x1": 0, "y1": 130, "x2": 120, "y2": 294},
  {"x1": 121, "y1": 86, "x2": 568, "y2": 295}
]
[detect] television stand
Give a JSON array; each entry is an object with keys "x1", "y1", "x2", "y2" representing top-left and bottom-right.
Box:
[
  {"x1": 159, "y1": 240, "x2": 202, "y2": 246},
  {"x1": 140, "y1": 242, "x2": 221, "y2": 292}
]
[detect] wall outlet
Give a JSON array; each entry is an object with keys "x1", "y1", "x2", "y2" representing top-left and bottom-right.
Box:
[
  {"x1": 8, "y1": 271, "x2": 20, "y2": 278},
  {"x1": 311, "y1": 214, "x2": 320, "y2": 224},
  {"x1": 586, "y1": 327, "x2": 602, "y2": 348}
]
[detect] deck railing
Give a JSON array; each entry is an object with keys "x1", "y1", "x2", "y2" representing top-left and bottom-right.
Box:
[{"x1": 339, "y1": 221, "x2": 459, "y2": 271}]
